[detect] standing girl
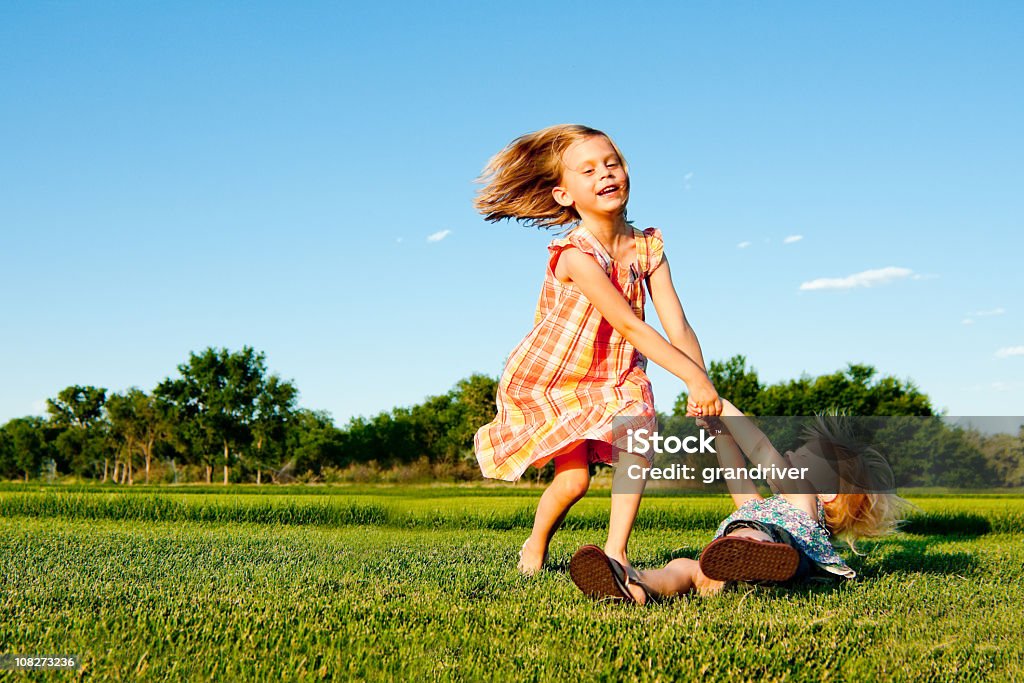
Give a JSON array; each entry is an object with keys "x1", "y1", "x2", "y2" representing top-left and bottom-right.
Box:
[{"x1": 473, "y1": 124, "x2": 722, "y2": 575}]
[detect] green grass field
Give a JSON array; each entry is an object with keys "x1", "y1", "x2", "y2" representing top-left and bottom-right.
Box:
[{"x1": 2, "y1": 484, "x2": 1022, "y2": 681}]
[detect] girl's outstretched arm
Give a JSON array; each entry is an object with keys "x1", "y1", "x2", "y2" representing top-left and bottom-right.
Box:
[
  {"x1": 715, "y1": 400, "x2": 781, "y2": 462},
  {"x1": 647, "y1": 256, "x2": 708, "y2": 373},
  {"x1": 706, "y1": 428, "x2": 763, "y2": 508},
  {"x1": 558, "y1": 247, "x2": 722, "y2": 415},
  {"x1": 712, "y1": 401, "x2": 817, "y2": 498}
]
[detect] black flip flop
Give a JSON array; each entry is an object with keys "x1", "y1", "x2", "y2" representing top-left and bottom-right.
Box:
[
  {"x1": 569, "y1": 545, "x2": 635, "y2": 603},
  {"x1": 698, "y1": 536, "x2": 799, "y2": 583}
]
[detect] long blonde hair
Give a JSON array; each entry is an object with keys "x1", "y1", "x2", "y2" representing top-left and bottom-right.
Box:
[
  {"x1": 804, "y1": 414, "x2": 912, "y2": 550},
  {"x1": 474, "y1": 124, "x2": 629, "y2": 229}
]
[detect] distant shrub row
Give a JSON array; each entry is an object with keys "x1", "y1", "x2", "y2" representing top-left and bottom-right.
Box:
[{"x1": 2, "y1": 491, "x2": 1019, "y2": 535}]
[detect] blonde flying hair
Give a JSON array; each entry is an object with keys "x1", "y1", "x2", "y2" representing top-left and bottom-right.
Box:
[
  {"x1": 474, "y1": 124, "x2": 629, "y2": 229},
  {"x1": 804, "y1": 414, "x2": 913, "y2": 551}
]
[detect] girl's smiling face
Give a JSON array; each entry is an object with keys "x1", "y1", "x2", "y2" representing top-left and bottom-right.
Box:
[{"x1": 551, "y1": 135, "x2": 629, "y2": 220}]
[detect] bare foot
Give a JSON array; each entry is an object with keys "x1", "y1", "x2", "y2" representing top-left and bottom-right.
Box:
[
  {"x1": 604, "y1": 549, "x2": 632, "y2": 574},
  {"x1": 626, "y1": 574, "x2": 649, "y2": 604},
  {"x1": 518, "y1": 538, "x2": 547, "y2": 576},
  {"x1": 695, "y1": 567, "x2": 726, "y2": 596}
]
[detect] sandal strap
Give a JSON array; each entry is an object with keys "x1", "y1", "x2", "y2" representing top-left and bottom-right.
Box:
[{"x1": 623, "y1": 564, "x2": 662, "y2": 604}]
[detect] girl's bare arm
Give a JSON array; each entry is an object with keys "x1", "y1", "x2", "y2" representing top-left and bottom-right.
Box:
[
  {"x1": 710, "y1": 432, "x2": 763, "y2": 508},
  {"x1": 647, "y1": 256, "x2": 708, "y2": 372},
  {"x1": 712, "y1": 400, "x2": 818, "y2": 500},
  {"x1": 558, "y1": 247, "x2": 722, "y2": 415}
]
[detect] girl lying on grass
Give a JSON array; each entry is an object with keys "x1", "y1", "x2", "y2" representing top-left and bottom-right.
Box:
[{"x1": 569, "y1": 400, "x2": 909, "y2": 603}]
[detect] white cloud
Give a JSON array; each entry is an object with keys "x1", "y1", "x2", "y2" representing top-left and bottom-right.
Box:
[
  {"x1": 427, "y1": 229, "x2": 451, "y2": 243},
  {"x1": 799, "y1": 266, "x2": 914, "y2": 291},
  {"x1": 783, "y1": 235, "x2": 803, "y2": 244},
  {"x1": 737, "y1": 241, "x2": 752, "y2": 249},
  {"x1": 963, "y1": 307, "x2": 1003, "y2": 325},
  {"x1": 995, "y1": 346, "x2": 1024, "y2": 359}
]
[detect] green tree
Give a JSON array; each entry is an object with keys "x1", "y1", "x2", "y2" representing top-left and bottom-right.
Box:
[
  {"x1": 974, "y1": 427, "x2": 1024, "y2": 488},
  {"x1": 374, "y1": 408, "x2": 416, "y2": 467},
  {"x1": 0, "y1": 425, "x2": 15, "y2": 479},
  {"x1": 287, "y1": 409, "x2": 346, "y2": 477},
  {"x1": 675, "y1": 357, "x2": 933, "y2": 417},
  {"x1": 156, "y1": 347, "x2": 275, "y2": 484},
  {"x1": 106, "y1": 388, "x2": 170, "y2": 485},
  {"x1": 411, "y1": 394, "x2": 460, "y2": 463},
  {"x1": 47, "y1": 385, "x2": 110, "y2": 479},
  {"x1": 675, "y1": 355, "x2": 762, "y2": 415},
  {"x1": 337, "y1": 374, "x2": 500, "y2": 469},
  {"x1": 5, "y1": 417, "x2": 50, "y2": 482},
  {"x1": 450, "y1": 373, "x2": 498, "y2": 461},
  {"x1": 338, "y1": 415, "x2": 376, "y2": 468},
  {"x1": 47, "y1": 385, "x2": 107, "y2": 427},
  {"x1": 53, "y1": 426, "x2": 110, "y2": 480},
  {"x1": 906, "y1": 420, "x2": 996, "y2": 488},
  {"x1": 106, "y1": 392, "x2": 140, "y2": 484},
  {"x1": 248, "y1": 375, "x2": 298, "y2": 483}
]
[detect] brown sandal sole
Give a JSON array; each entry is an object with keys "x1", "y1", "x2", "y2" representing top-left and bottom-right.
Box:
[
  {"x1": 699, "y1": 536, "x2": 799, "y2": 583},
  {"x1": 569, "y1": 545, "x2": 634, "y2": 603}
]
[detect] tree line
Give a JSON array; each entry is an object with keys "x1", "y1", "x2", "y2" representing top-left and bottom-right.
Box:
[
  {"x1": 669, "y1": 356, "x2": 1023, "y2": 489},
  {"x1": 0, "y1": 349, "x2": 1021, "y2": 487},
  {"x1": 0, "y1": 346, "x2": 498, "y2": 485}
]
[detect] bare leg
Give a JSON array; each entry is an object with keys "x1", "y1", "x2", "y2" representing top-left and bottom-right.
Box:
[
  {"x1": 519, "y1": 443, "x2": 591, "y2": 574},
  {"x1": 628, "y1": 527, "x2": 773, "y2": 601},
  {"x1": 618, "y1": 558, "x2": 726, "y2": 604},
  {"x1": 605, "y1": 451, "x2": 647, "y2": 570},
  {"x1": 725, "y1": 527, "x2": 773, "y2": 542}
]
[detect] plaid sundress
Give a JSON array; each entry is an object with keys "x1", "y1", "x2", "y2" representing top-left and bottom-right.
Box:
[{"x1": 475, "y1": 225, "x2": 664, "y2": 481}]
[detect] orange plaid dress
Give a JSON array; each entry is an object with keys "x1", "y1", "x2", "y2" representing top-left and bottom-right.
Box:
[{"x1": 475, "y1": 225, "x2": 664, "y2": 481}]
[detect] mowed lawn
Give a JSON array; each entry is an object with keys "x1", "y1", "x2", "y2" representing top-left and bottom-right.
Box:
[{"x1": 1, "y1": 485, "x2": 1022, "y2": 681}]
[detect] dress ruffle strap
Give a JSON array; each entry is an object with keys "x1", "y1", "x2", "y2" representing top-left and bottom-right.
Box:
[
  {"x1": 640, "y1": 227, "x2": 665, "y2": 276},
  {"x1": 547, "y1": 231, "x2": 612, "y2": 277}
]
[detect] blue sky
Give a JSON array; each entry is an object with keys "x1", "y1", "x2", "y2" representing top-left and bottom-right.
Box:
[{"x1": 2, "y1": 1, "x2": 1022, "y2": 426}]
